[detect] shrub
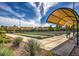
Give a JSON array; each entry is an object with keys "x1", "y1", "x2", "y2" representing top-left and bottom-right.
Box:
[
  {"x1": 24, "y1": 39, "x2": 40, "y2": 56},
  {"x1": 13, "y1": 37, "x2": 23, "y2": 47},
  {"x1": 0, "y1": 27, "x2": 8, "y2": 44},
  {"x1": 0, "y1": 38, "x2": 5, "y2": 44},
  {"x1": 0, "y1": 36, "x2": 10, "y2": 44},
  {"x1": 0, "y1": 47, "x2": 13, "y2": 56}
]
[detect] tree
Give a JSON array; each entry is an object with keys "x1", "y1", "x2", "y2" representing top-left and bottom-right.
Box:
[
  {"x1": 48, "y1": 25, "x2": 53, "y2": 31},
  {"x1": 55, "y1": 25, "x2": 62, "y2": 31},
  {"x1": 13, "y1": 25, "x2": 17, "y2": 33}
]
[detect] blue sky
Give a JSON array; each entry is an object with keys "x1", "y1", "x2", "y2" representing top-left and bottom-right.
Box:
[{"x1": 0, "y1": 2, "x2": 79, "y2": 27}]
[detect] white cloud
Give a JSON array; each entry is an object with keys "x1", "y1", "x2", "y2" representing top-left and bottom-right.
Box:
[
  {"x1": 0, "y1": 2, "x2": 58, "y2": 27},
  {"x1": 30, "y1": 2, "x2": 59, "y2": 15},
  {"x1": 30, "y1": 2, "x2": 42, "y2": 25},
  {"x1": 0, "y1": 16, "x2": 56, "y2": 27},
  {"x1": 0, "y1": 17, "x2": 40, "y2": 27},
  {"x1": 0, "y1": 3, "x2": 24, "y2": 18},
  {"x1": 41, "y1": 23, "x2": 51, "y2": 27},
  {"x1": 0, "y1": 3, "x2": 41, "y2": 27},
  {"x1": 30, "y1": 2, "x2": 59, "y2": 24},
  {"x1": 30, "y1": 2, "x2": 59, "y2": 26},
  {"x1": 0, "y1": 17, "x2": 19, "y2": 26},
  {"x1": 41, "y1": 23, "x2": 56, "y2": 27},
  {"x1": 43, "y1": 2, "x2": 59, "y2": 15}
]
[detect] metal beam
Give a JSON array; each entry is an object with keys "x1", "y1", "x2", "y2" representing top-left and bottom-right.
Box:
[{"x1": 73, "y1": 2, "x2": 79, "y2": 46}]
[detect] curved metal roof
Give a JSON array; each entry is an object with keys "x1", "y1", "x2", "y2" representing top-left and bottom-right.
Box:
[{"x1": 47, "y1": 8, "x2": 79, "y2": 27}]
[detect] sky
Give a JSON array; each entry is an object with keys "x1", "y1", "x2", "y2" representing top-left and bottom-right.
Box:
[{"x1": 0, "y1": 2, "x2": 79, "y2": 27}]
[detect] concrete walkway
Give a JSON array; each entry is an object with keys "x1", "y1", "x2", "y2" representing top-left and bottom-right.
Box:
[
  {"x1": 6, "y1": 34, "x2": 33, "y2": 42},
  {"x1": 39, "y1": 34, "x2": 69, "y2": 50},
  {"x1": 6, "y1": 33, "x2": 74, "y2": 55},
  {"x1": 69, "y1": 46, "x2": 79, "y2": 56},
  {"x1": 52, "y1": 39, "x2": 75, "y2": 56}
]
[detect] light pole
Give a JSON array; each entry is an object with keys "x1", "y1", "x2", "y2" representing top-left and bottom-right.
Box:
[{"x1": 19, "y1": 19, "x2": 21, "y2": 33}]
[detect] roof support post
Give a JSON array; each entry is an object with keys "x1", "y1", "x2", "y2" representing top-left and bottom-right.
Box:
[
  {"x1": 76, "y1": 20, "x2": 79, "y2": 46},
  {"x1": 73, "y1": 21, "x2": 75, "y2": 37},
  {"x1": 69, "y1": 26, "x2": 71, "y2": 39},
  {"x1": 73, "y1": 2, "x2": 75, "y2": 37},
  {"x1": 66, "y1": 25, "x2": 68, "y2": 38}
]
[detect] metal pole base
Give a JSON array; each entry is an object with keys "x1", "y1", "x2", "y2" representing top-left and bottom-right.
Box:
[
  {"x1": 75, "y1": 43, "x2": 79, "y2": 48},
  {"x1": 74, "y1": 41, "x2": 79, "y2": 47}
]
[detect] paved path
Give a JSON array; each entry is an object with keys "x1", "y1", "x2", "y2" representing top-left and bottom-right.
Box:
[
  {"x1": 39, "y1": 34, "x2": 69, "y2": 50},
  {"x1": 6, "y1": 34, "x2": 71, "y2": 51},
  {"x1": 6, "y1": 34, "x2": 33, "y2": 42},
  {"x1": 52, "y1": 39, "x2": 75, "y2": 56},
  {"x1": 6, "y1": 33, "x2": 75, "y2": 56},
  {"x1": 69, "y1": 46, "x2": 79, "y2": 56},
  {"x1": 69, "y1": 32, "x2": 79, "y2": 56}
]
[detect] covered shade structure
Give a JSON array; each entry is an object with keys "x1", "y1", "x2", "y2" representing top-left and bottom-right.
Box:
[
  {"x1": 47, "y1": 8, "x2": 78, "y2": 27},
  {"x1": 47, "y1": 8, "x2": 79, "y2": 46}
]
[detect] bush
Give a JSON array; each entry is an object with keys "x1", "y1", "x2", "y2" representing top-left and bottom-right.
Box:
[
  {"x1": 0, "y1": 27, "x2": 8, "y2": 44},
  {"x1": 13, "y1": 37, "x2": 23, "y2": 47},
  {"x1": 0, "y1": 38, "x2": 6, "y2": 44},
  {"x1": 0, "y1": 47, "x2": 13, "y2": 56},
  {"x1": 24, "y1": 39, "x2": 40, "y2": 56},
  {"x1": 0, "y1": 36, "x2": 10, "y2": 44}
]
